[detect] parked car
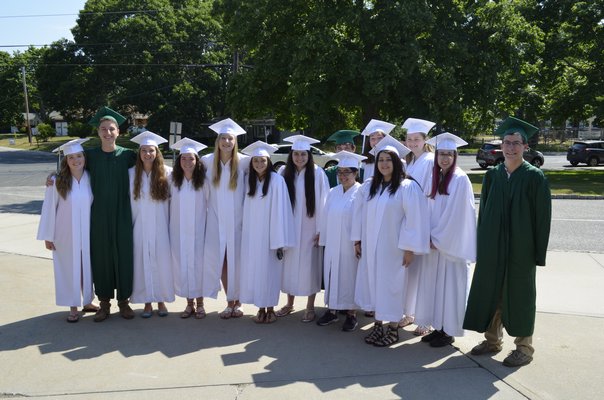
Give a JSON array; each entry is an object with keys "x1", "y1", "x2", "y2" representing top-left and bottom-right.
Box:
[
  {"x1": 476, "y1": 140, "x2": 545, "y2": 169},
  {"x1": 566, "y1": 140, "x2": 604, "y2": 166},
  {"x1": 270, "y1": 144, "x2": 339, "y2": 171}
]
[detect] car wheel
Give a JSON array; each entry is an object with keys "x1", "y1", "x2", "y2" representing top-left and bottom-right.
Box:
[
  {"x1": 570, "y1": 161, "x2": 579, "y2": 166},
  {"x1": 478, "y1": 162, "x2": 488, "y2": 169},
  {"x1": 324, "y1": 160, "x2": 338, "y2": 169},
  {"x1": 531, "y1": 158, "x2": 543, "y2": 168},
  {"x1": 588, "y1": 157, "x2": 599, "y2": 167},
  {"x1": 273, "y1": 161, "x2": 285, "y2": 172}
]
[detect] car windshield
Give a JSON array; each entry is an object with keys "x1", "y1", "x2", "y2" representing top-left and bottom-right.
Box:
[
  {"x1": 571, "y1": 143, "x2": 587, "y2": 151},
  {"x1": 482, "y1": 143, "x2": 499, "y2": 150}
]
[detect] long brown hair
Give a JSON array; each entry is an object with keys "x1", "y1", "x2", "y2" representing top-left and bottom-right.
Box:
[
  {"x1": 282, "y1": 150, "x2": 316, "y2": 217},
  {"x1": 172, "y1": 153, "x2": 206, "y2": 191},
  {"x1": 429, "y1": 150, "x2": 457, "y2": 199},
  {"x1": 369, "y1": 150, "x2": 405, "y2": 199},
  {"x1": 55, "y1": 155, "x2": 84, "y2": 200},
  {"x1": 248, "y1": 157, "x2": 274, "y2": 197},
  {"x1": 212, "y1": 135, "x2": 240, "y2": 190},
  {"x1": 133, "y1": 146, "x2": 170, "y2": 201}
]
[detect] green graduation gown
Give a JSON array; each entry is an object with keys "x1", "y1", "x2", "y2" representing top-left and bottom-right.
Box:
[
  {"x1": 86, "y1": 146, "x2": 137, "y2": 300},
  {"x1": 463, "y1": 161, "x2": 551, "y2": 337}
]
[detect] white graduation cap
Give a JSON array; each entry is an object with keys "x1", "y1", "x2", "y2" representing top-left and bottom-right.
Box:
[
  {"x1": 284, "y1": 134, "x2": 320, "y2": 151},
  {"x1": 209, "y1": 118, "x2": 246, "y2": 136},
  {"x1": 402, "y1": 118, "x2": 436, "y2": 135},
  {"x1": 370, "y1": 134, "x2": 411, "y2": 158},
  {"x1": 52, "y1": 138, "x2": 90, "y2": 155},
  {"x1": 361, "y1": 119, "x2": 396, "y2": 136},
  {"x1": 170, "y1": 137, "x2": 207, "y2": 154},
  {"x1": 130, "y1": 131, "x2": 168, "y2": 147},
  {"x1": 333, "y1": 150, "x2": 366, "y2": 169},
  {"x1": 241, "y1": 140, "x2": 278, "y2": 157},
  {"x1": 426, "y1": 132, "x2": 468, "y2": 151}
]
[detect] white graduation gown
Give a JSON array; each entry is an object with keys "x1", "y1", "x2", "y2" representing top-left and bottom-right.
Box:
[
  {"x1": 414, "y1": 167, "x2": 476, "y2": 336},
  {"x1": 129, "y1": 167, "x2": 175, "y2": 304},
  {"x1": 352, "y1": 179, "x2": 430, "y2": 322},
  {"x1": 319, "y1": 182, "x2": 361, "y2": 310},
  {"x1": 201, "y1": 153, "x2": 250, "y2": 300},
  {"x1": 402, "y1": 152, "x2": 433, "y2": 317},
  {"x1": 37, "y1": 173, "x2": 94, "y2": 307},
  {"x1": 280, "y1": 165, "x2": 329, "y2": 296},
  {"x1": 361, "y1": 162, "x2": 375, "y2": 182},
  {"x1": 169, "y1": 174, "x2": 211, "y2": 299},
  {"x1": 240, "y1": 172, "x2": 295, "y2": 307}
]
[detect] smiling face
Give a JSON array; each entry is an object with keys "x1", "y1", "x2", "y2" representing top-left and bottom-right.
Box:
[
  {"x1": 369, "y1": 131, "x2": 385, "y2": 148},
  {"x1": 502, "y1": 133, "x2": 527, "y2": 164},
  {"x1": 337, "y1": 167, "x2": 357, "y2": 188},
  {"x1": 292, "y1": 150, "x2": 309, "y2": 171},
  {"x1": 139, "y1": 145, "x2": 157, "y2": 166},
  {"x1": 377, "y1": 151, "x2": 394, "y2": 180},
  {"x1": 97, "y1": 119, "x2": 119, "y2": 147},
  {"x1": 66, "y1": 152, "x2": 85, "y2": 175},
  {"x1": 218, "y1": 133, "x2": 236, "y2": 155},
  {"x1": 437, "y1": 150, "x2": 455, "y2": 173},
  {"x1": 252, "y1": 156, "x2": 269, "y2": 176},
  {"x1": 406, "y1": 132, "x2": 426, "y2": 157},
  {"x1": 179, "y1": 153, "x2": 197, "y2": 177}
]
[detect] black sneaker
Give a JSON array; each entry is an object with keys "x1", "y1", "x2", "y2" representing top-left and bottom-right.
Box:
[
  {"x1": 429, "y1": 332, "x2": 455, "y2": 347},
  {"x1": 317, "y1": 310, "x2": 339, "y2": 326},
  {"x1": 421, "y1": 329, "x2": 444, "y2": 343},
  {"x1": 342, "y1": 315, "x2": 358, "y2": 332}
]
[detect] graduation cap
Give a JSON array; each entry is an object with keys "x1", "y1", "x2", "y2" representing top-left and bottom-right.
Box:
[
  {"x1": 327, "y1": 130, "x2": 359, "y2": 145},
  {"x1": 361, "y1": 119, "x2": 396, "y2": 136},
  {"x1": 370, "y1": 135, "x2": 411, "y2": 158},
  {"x1": 52, "y1": 138, "x2": 90, "y2": 155},
  {"x1": 426, "y1": 132, "x2": 468, "y2": 151},
  {"x1": 170, "y1": 137, "x2": 207, "y2": 154},
  {"x1": 495, "y1": 117, "x2": 539, "y2": 141},
  {"x1": 241, "y1": 141, "x2": 278, "y2": 157},
  {"x1": 88, "y1": 106, "x2": 127, "y2": 127},
  {"x1": 130, "y1": 131, "x2": 168, "y2": 147},
  {"x1": 284, "y1": 134, "x2": 320, "y2": 151},
  {"x1": 333, "y1": 150, "x2": 366, "y2": 169},
  {"x1": 402, "y1": 118, "x2": 436, "y2": 135},
  {"x1": 209, "y1": 118, "x2": 246, "y2": 136}
]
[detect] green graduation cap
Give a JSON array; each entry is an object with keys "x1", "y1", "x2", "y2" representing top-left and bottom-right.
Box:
[
  {"x1": 327, "y1": 130, "x2": 360, "y2": 145},
  {"x1": 495, "y1": 117, "x2": 539, "y2": 141},
  {"x1": 88, "y1": 106, "x2": 127, "y2": 127}
]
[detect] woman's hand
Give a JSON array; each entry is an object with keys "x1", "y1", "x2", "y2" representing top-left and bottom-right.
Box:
[
  {"x1": 276, "y1": 248, "x2": 284, "y2": 260},
  {"x1": 46, "y1": 173, "x2": 56, "y2": 187},
  {"x1": 354, "y1": 241, "x2": 362, "y2": 259},
  {"x1": 44, "y1": 241, "x2": 56, "y2": 250},
  {"x1": 402, "y1": 250, "x2": 414, "y2": 268}
]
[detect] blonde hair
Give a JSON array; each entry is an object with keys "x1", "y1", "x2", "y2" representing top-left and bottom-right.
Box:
[
  {"x1": 212, "y1": 135, "x2": 240, "y2": 190},
  {"x1": 405, "y1": 132, "x2": 434, "y2": 164}
]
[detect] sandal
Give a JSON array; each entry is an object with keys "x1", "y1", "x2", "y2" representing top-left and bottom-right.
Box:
[
  {"x1": 82, "y1": 304, "x2": 100, "y2": 313},
  {"x1": 66, "y1": 311, "x2": 80, "y2": 323},
  {"x1": 275, "y1": 305, "x2": 294, "y2": 317},
  {"x1": 180, "y1": 301, "x2": 195, "y2": 319},
  {"x1": 374, "y1": 325, "x2": 399, "y2": 347},
  {"x1": 253, "y1": 310, "x2": 266, "y2": 324},
  {"x1": 364, "y1": 322, "x2": 384, "y2": 344},
  {"x1": 219, "y1": 306, "x2": 233, "y2": 319},
  {"x1": 301, "y1": 308, "x2": 316, "y2": 323},
  {"x1": 231, "y1": 304, "x2": 244, "y2": 318},
  {"x1": 195, "y1": 305, "x2": 206, "y2": 319},
  {"x1": 398, "y1": 315, "x2": 415, "y2": 328},
  {"x1": 414, "y1": 325, "x2": 432, "y2": 336},
  {"x1": 265, "y1": 310, "x2": 277, "y2": 324}
]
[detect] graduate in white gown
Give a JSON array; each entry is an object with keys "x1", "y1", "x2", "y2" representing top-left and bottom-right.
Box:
[
  {"x1": 359, "y1": 119, "x2": 395, "y2": 183},
  {"x1": 169, "y1": 138, "x2": 210, "y2": 320},
  {"x1": 129, "y1": 131, "x2": 174, "y2": 318},
  {"x1": 317, "y1": 151, "x2": 366, "y2": 332},
  {"x1": 415, "y1": 133, "x2": 477, "y2": 347},
  {"x1": 275, "y1": 135, "x2": 329, "y2": 323},
  {"x1": 37, "y1": 139, "x2": 96, "y2": 323},
  {"x1": 352, "y1": 135, "x2": 430, "y2": 347},
  {"x1": 400, "y1": 117, "x2": 436, "y2": 335},
  {"x1": 239, "y1": 141, "x2": 295, "y2": 324},
  {"x1": 201, "y1": 118, "x2": 250, "y2": 319}
]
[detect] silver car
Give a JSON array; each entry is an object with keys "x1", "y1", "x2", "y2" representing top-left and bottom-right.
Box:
[{"x1": 270, "y1": 144, "x2": 339, "y2": 171}]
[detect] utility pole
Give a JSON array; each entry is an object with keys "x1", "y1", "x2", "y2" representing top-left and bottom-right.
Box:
[{"x1": 21, "y1": 66, "x2": 32, "y2": 144}]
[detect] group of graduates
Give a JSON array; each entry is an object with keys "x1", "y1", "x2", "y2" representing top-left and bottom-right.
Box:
[{"x1": 38, "y1": 107, "x2": 551, "y2": 368}]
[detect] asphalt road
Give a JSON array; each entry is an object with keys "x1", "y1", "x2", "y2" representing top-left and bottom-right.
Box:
[
  {"x1": 457, "y1": 153, "x2": 604, "y2": 172},
  {"x1": 1, "y1": 148, "x2": 603, "y2": 253}
]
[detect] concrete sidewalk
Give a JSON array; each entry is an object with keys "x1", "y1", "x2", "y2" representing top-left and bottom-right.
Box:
[{"x1": 0, "y1": 213, "x2": 603, "y2": 399}]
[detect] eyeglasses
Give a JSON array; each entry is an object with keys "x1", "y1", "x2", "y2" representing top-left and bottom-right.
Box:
[{"x1": 502, "y1": 140, "x2": 524, "y2": 147}]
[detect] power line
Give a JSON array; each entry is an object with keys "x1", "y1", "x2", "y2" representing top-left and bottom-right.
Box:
[{"x1": 0, "y1": 10, "x2": 162, "y2": 19}]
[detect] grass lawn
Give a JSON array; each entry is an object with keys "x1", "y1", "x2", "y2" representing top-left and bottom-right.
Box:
[{"x1": 468, "y1": 170, "x2": 604, "y2": 196}]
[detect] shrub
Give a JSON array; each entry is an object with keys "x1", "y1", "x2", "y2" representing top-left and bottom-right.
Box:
[
  {"x1": 36, "y1": 123, "x2": 55, "y2": 142},
  {"x1": 69, "y1": 121, "x2": 95, "y2": 138}
]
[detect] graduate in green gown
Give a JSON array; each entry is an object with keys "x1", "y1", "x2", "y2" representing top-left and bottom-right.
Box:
[
  {"x1": 463, "y1": 117, "x2": 551, "y2": 367},
  {"x1": 324, "y1": 130, "x2": 359, "y2": 188},
  {"x1": 86, "y1": 107, "x2": 138, "y2": 322}
]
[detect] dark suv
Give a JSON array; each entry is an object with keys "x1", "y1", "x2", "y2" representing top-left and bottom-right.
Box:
[
  {"x1": 476, "y1": 140, "x2": 545, "y2": 169},
  {"x1": 566, "y1": 140, "x2": 604, "y2": 166}
]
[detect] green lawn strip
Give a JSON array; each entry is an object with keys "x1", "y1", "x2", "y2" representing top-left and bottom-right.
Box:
[{"x1": 468, "y1": 170, "x2": 604, "y2": 196}]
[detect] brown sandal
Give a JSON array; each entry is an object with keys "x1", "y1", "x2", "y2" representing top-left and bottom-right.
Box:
[
  {"x1": 253, "y1": 309, "x2": 266, "y2": 323},
  {"x1": 275, "y1": 305, "x2": 294, "y2": 317},
  {"x1": 265, "y1": 310, "x2": 277, "y2": 324},
  {"x1": 195, "y1": 305, "x2": 206, "y2": 319},
  {"x1": 180, "y1": 301, "x2": 195, "y2": 319}
]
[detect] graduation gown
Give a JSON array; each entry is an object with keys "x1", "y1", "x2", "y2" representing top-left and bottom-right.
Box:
[
  {"x1": 352, "y1": 179, "x2": 430, "y2": 322},
  {"x1": 86, "y1": 147, "x2": 137, "y2": 300},
  {"x1": 415, "y1": 167, "x2": 476, "y2": 336},
  {"x1": 240, "y1": 173, "x2": 295, "y2": 307},
  {"x1": 402, "y1": 152, "x2": 433, "y2": 317},
  {"x1": 319, "y1": 182, "x2": 361, "y2": 310},
  {"x1": 201, "y1": 153, "x2": 250, "y2": 300},
  {"x1": 169, "y1": 175, "x2": 211, "y2": 299},
  {"x1": 37, "y1": 173, "x2": 94, "y2": 307},
  {"x1": 129, "y1": 167, "x2": 175, "y2": 304},
  {"x1": 463, "y1": 161, "x2": 551, "y2": 337},
  {"x1": 280, "y1": 165, "x2": 329, "y2": 296}
]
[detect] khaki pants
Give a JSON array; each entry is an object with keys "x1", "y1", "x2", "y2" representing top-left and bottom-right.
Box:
[{"x1": 484, "y1": 304, "x2": 534, "y2": 356}]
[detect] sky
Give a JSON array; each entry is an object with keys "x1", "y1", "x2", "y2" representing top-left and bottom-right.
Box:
[{"x1": 0, "y1": 0, "x2": 87, "y2": 55}]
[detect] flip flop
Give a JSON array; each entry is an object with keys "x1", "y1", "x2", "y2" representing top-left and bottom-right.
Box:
[
  {"x1": 66, "y1": 312, "x2": 80, "y2": 323},
  {"x1": 274, "y1": 305, "x2": 294, "y2": 317},
  {"x1": 301, "y1": 309, "x2": 316, "y2": 323}
]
